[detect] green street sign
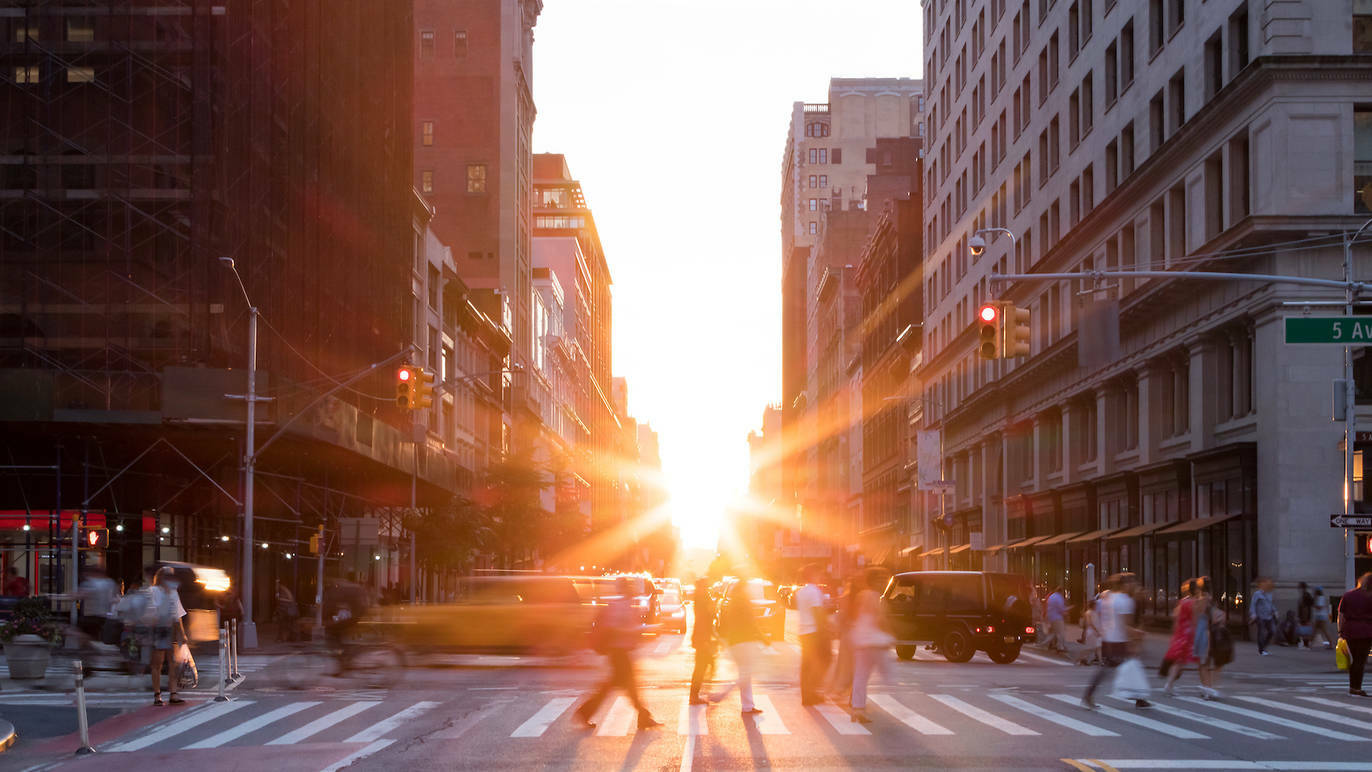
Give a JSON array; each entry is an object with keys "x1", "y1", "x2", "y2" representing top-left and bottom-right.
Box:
[{"x1": 1284, "y1": 316, "x2": 1372, "y2": 345}]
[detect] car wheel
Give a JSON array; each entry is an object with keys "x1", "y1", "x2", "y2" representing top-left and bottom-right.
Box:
[
  {"x1": 987, "y1": 643, "x2": 1021, "y2": 664},
  {"x1": 942, "y1": 629, "x2": 975, "y2": 663},
  {"x1": 895, "y1": 645, "x2": 917, "y2": 661}
]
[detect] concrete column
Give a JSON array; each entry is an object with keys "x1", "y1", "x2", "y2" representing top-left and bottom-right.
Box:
[
  {"x1": 1096, "y1": 387, "x2": 1113, "y2": 478},
  {"x1": 1060, "y1": 401, "x2": 1076, "y2": 485},
  {"x1": 1137, "y1": 363, "x2": 1157, "y2": 465},
  {"x1": 1187, "y1": 336, "x2": 1219, "y2": 452},
  {"x1": 1031, "y1": 415, "x2": 1043, "y2": 491}
]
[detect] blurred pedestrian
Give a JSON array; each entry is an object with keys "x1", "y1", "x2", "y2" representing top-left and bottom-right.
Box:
[
  {"x1": 1298, "y1": 582, "x2": 1316, "y2": 648},
  {"x1": 710, "y1": 580, "x2": 766, "y2": 715},
  {"x1": 323, "y1": 576, "x2": 368, "y2": 674},
  {"x1": 1249, "y1": 577, "x2": 1277, "y2": 656},
  {"x1": 1044, "y1": 586, "x2": 1069, "y2": 654},
  {"x1": 1162, "y1": 579, "x2": 1198, "y2": 695},
  {"x1": 826, "y1": 573, "x2": 860, "y2": 702},
  {"x1": 796, "y1": 563, "x2": 831, "y2": 706},
  {"x1": 147, "y1": 567, "x2": 188, "y2": 706},
  {"x1": 1082, "y1": 573, "x2": 1152, "y2": 710},
  {"x1": 574, "y1": 577, "x2": 662, "y2": 729},
  {"x1": 216, "y1": 584, "x2": 244, "y2": 632},
  {"x1": 78, "y1": 566, "x2": 118, "y2": 641},
  {"x1": 3, "y1": 566, "x2": 28, "y2": 597},
  {"x1": 1195, "y1": 578, "x2": 1232, "y2": 700},
  {"x1": 1338, "y1": 572, "x2": 1372, "y2": 697},
  {"x1": 1312, "y1": 586, "x2": 1334, "y2": 649},
  {"x1": 276, "y1": 580, "x2": 299, "y2": 642},
  {"x1": 849, "y1": 568, "x2": 894, "y2": 724},
  {"x1": 689, "y1": 577, "x2": 716, "y2": 705}
]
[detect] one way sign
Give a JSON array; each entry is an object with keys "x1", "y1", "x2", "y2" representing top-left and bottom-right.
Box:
[{"x1": 1331, "y1": 514, "x2": 1372, "y2": 528}]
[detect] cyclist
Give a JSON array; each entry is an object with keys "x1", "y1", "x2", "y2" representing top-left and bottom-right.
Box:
[{"x1": 323, "y1": 575, "x2": 369, "y2": 674}]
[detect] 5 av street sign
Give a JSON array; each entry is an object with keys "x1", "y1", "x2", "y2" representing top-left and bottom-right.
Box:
[
  {"x1": 1285, "y1": 317, "x2": 1372, "y2": 345},
  {"x1": 1331, "y1": 514, "x2": 1372, "y2": 528}
]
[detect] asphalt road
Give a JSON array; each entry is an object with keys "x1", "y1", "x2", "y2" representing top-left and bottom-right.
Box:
[{"x1": 5, "y1": 620, "x2": 1369, "y2": 772}]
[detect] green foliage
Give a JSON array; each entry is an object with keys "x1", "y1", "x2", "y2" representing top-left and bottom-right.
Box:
[{"x1": 0, "y1": 596, "x2": 62, "y2": 644}]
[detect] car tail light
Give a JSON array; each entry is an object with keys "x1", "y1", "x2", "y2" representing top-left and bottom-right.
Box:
[
  {"x1": 986, "y1": 625, "x2": 995, "y2": 634},
  {"x1": 1024, "y1": 626, "x2": 1035, "y2": 634}
]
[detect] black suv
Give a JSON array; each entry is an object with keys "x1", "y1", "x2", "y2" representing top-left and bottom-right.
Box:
[{"x1": 881, "y1": 571, "x2": 1034, "y2": 664}]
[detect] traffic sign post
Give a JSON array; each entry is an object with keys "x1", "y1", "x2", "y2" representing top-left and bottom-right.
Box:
[
  {"x1": 1284, "y1": 317, "x2": 1372, "y2": 345},
  {"x1": 1331, "y1": 514, "x2": 1372, "y2": 528}
]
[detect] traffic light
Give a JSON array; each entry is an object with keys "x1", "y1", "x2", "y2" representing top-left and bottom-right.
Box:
[
  {"x1": 81, "y1": 528, "x2": 107, "y2": 550},
  {"x1": 396, "y1": 365, "x2": 417, "y2": 409},
  {"x1": 308, "y1": 524, "x2": 323, "y2": 555},
  {"x1": 414, "y1": 367, "x2": 436, "y2": 409},
  {"x1": 1005, "y1": 302, "x2": 1032, "y2": 357},
  {"x1": 977, "y1": 302, "x2": 1003, "y2": 360}
]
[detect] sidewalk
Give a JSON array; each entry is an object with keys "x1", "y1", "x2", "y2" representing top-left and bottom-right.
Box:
[{"x1": 1034, "y1": 623, "x2": 1345, "y2": 676}]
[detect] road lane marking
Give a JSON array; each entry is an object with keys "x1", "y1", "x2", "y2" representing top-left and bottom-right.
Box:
[
  {"x1": 1015, "y1": 649, "x2": 1074, "y2": 666},
  {"x1": 1060, "y1": 760, "x2": 1098, "y2": 772},
  {"x1": 814, "y1": 703, "x2": 871, "y2": 735},
  {"x1": 1104, "y1": 695, "x2": 1280, "y2": 740},
  {"x1": 1233, "y1": 695, "x2": 1372, "y2": 731},
  {"x1": 1298, "y1": 695, "x2": 1372, "y2": 716},
  {"x1": 1174, "y1": 696, "x2": 1370, "y2": 742},
  {"x1": 988, "y1": 693, "x2": 1118, "y2": 736},
  {"x1": 184, "y1": 701, "x2": 320, "y2": 748},
  {"x1": 107, "y1": 699, "x2": 256, "y2": 751},
  {"x1": 511, "y1": 696, "x2": 577, "y2": 738},
  {"x1": 750, "y1": 695, "x2": 788, "y2": 734},
  {"x1": 678, "y1": 698, "x2": 708, "y2": 735},
  {"x1": 868, "y1": 694, "x2": 953, "y2": 735},
  {"x1": 653, "y1": 638, "x2": 677, "y2": 656},
  {"x1": 929, "y1": 694, "x2": 1038, "y2": 735},
  {"x1": 1047, "y1": 695, "x2": 1206, "y2": 739},
  {"x1": 596, "y1": 697, "x2": 636, "y2": 736},
  {"x1": 680, "y1": 731, "x2": 696, "y2": 772},
  {"x1": 320, "y1": 738, "x2": 394, "y2": 772},
  {"x1": 345, "y1": 700, "x2": 439, "y2": 743},
  {"x1": 269, "y1": 702, "x2": 380, "y2": 745}
]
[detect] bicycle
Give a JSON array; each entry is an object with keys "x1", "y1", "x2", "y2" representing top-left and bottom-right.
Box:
[{"x1": 280, "y1": 619, "x2": 406, "y2": 690}]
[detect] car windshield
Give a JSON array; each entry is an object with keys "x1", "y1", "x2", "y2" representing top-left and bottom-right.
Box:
[{"x1": 660, "y1": 588, "x2": 680, "y2": 605}]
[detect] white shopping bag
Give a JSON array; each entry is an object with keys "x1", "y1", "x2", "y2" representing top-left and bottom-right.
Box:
[
  {"x1": 175, "y1": 642, "x2": 198, "y2": 690},
  {"x1": 1110, "y1": 657, "x2": 1150, "y2": 701}
]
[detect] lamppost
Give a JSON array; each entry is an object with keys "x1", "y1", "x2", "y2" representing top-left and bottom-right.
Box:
[{"x1": 1343, "y1": 218, "x2": 1372, "y2": 591}]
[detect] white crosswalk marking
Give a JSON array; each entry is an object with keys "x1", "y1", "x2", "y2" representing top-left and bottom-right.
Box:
[
  {"x1": 511, "y1": 697, "x2": 576, "y2": 738},
  {"x1": 869, "y1": 694, "x2": 953, "y2": 735},
  {"x1": 1047, "y1": 695, "x2": 1207, "y2": 740},
  {"x1": 597, "y1": 697, "x2": 636, "y2": 736},
  {"x1": 988, "y1": 693, "x2": 1117, "y2": 736},
  {"x1": 653, "y1": 638, "x2": 676, "y2": 656},
  {"x1": 108, "y1": 700, "x2": 256, "y2": 752},
  {"x1": 184, "y1": 701, "x2": 320, "y2": 748},
  {"x1": 345, "y1": 700, "x2": 439, "y2": 744},
  {"x1": 1106, "y1": 695, "x2": 1280, "y2": 740},
  {"x1": 1014, "y1": 649, "x2": 1074, "y2": 666},
  {"x1": 1174, "y1": 697, "x2": 1370, "y2": 742},
  {"x1": 1298, "y1": 695, "x2": 1372, "y2": 717},
  {"x1": 320, "y1": 739, "x2": 394, "y2": 772},
  {"x1": 814, "y1": 703, "x2": 871, "y2": 735},
  {"x1": 679, "y1": 699, "x2": 708, "y2": 735},
  {"x1": 930, "y1": 694, "x2": 1038, "y2": 735},
  {"x1": 909, "y1": 647, "x2": 943, "y2": 662},
  {"x1": 266, "y1": 701, "x2": 379, "y2": 745},
  {"x1": 750, "y1": 695, "x2": 789, "y2": 734},
  {"x1": 1233, "y1": 695, "x2": 1372, "y2": 731}
]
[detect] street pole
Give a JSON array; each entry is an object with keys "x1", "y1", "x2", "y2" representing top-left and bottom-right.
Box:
[
  {"x1": 411, "y1": 438, "x2": 418, "y2": 604},
  {"x1": 242, "y1": 304, "x2": 259, "y2": 649},
  {"x1": 1344, "y1": 223, "x2": 1372, "y2": 592}
]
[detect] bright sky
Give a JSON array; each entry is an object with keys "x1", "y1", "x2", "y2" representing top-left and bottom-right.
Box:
[{"x1": 533, "y1": 0, "x2": 923, "y2": 549}]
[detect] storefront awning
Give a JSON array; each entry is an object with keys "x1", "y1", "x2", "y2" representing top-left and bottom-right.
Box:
[
  {"x1": 982, "y1": 543, "x2": 1011, "y2": 553},
  {"x1": 1008, "y1": 534, "x2": 1053, "y2": 549},
  {"x1": 898, "y1": 544, "x2": 923, "y2": 557},
  {"x1": 1105, "y1": 521, "x2": 1168, "y2": 541},
  {"x1": 919, "y1": 547, "x2": 946, "y2": 558},
  {"x1": 1067, "y1": 527, "x2": 1123, "y2": 543},
  {"x1": 1155, "y1": 514, "x2": 1240, "y2": 535},
  {"x1": 948, "y1": 543, "x2": 971, "y2": 554},
  {"x1": 1034, "y1": 531, "x2": 1085, "y2": 547}
]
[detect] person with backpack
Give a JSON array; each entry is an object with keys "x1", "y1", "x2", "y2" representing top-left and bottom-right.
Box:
[
  {"x1": 1193, "y1": 576, "x2": 1230, "y2": 700},
  {"x1": 573, "y1": 576, "x2": 662, "y2": 729}
]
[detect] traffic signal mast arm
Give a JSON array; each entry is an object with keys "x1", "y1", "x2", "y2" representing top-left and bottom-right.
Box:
[{"x1": 989, "y1": 269, "x2": 1367, "y2": 292}]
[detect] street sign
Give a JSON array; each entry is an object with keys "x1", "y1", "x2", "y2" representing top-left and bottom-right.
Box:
[
  {"x1": 917, "y1": 430, "x2": 942, "y2": 487},
  {"x1": 924, "y1": 480, "x2": 955, "y2": 493},
  {"x1": 1285, "y1": 317, "x2": 1372, "y2": 345},
  {"x1": 1331, "y1": 514, "x2": 1372, "y2": 528}
]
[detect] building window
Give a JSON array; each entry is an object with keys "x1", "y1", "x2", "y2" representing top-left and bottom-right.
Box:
[
  {"x1": 466, "y1": 164, "x2": 487, "y2": 193},
  {"x1": 831, "y1": 148, "x2": 841, "y2": 164},
  {"x1": 808, "y1": 221, "x2": 818, "y2": 235},
  {"x1": 421, "y1": 121, "x2": 434, "y2": 146},
  {"x1": 420, "y1": 29, "x2": 434, "y2": 58},
  {"x1": 455, "y1": 30, "x2": 468, "y2": 57},
  {"x1": 67, "y1": 22, "x2": 94, "y2": 42},
  {"x1": 66, "y1": 67, "x2": 94, "y2": 83},
  {"x1": 13, "y1": 25, "x2": 36, "y2": 42},
  {"x1": 12, "y1": 66, "x2": 38, "y2": 84},
  {"x1": 1356, "y1": 109, "x2": 1372, "y2": 214},
  {"x1": 808, "y1": 198, "x2": 818, "y2": 212},
  {"x1": 421, "y1": 170, "x2": 433, "y2": 193},
  {"x1": 819, "y1": 174, "x2": 828, "y2": 187},
  {"x1": 808, "y1": 174, "x2": 817, "y2": 188}
]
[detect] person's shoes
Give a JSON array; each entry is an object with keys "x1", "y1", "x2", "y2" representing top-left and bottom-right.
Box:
[
  {"x1": 637, "y1": 716, "x2": 664, "y2": 729},
  {"x1": 152, "y1": 696, "x2": 165, "y2": 706},
  {"x1": 1080, "y1": 698, "x2": 1097, "y2": 710},
  {"x1": 1163, "y1": 683, "x2": 1175, "y2": 696},
  {"x1": 688, "y1": 697, "x2": 707, "y2": 705},
  {"x1": 851, "y1": 711, "x2": 872, "y2": 724},
  {"x1": 708, "y1": 693, "x2": 725, "y2": 704},
  {"x1": 741, "y1": 707, "x2": 763, "y2": 715},
  {"x1": 1135, "y1": 700, "x2": 1153, "y2": 709},
  {"x1": 1351, "y1": 689, "x2": 1369, "y2": 697},
  {"x1": 168, "y1": 696, "x2": 185, "y2": 705},
  {"x1": 1260, "y1": 650, "x2": 1271, "y2": 656},
  {"x1": 573, "y1": 713, "x2": 596, "y2": 729}
]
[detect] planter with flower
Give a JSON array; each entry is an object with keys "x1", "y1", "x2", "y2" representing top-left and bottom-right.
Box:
[{"x1": 1, "y1": 597, "x2": 63, "y2": 679}]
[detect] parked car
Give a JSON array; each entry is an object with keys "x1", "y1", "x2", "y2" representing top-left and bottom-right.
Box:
[
  {"x1": 881, "y1": 571, "x2": 1034, "y2": 664},
  {"x1": 573, "y1": 574, "x2": 662, "y2": 628},
  {"x1": 658, "y1": 585, "x2": 687, "y2": 634},
  {"x1": 716, "y1": 578, "x2": 784, "y2": 642},
  {"x1": 382, "y1": 575, "x2": 594, "y2": 656}
]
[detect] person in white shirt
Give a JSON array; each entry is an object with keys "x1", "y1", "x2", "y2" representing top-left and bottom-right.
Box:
[
  {"x1": 147, "y1": 567, "x2": 188, "y2": 706},
  {"x1": 1082, "y1": 572, "x2": 1152, "y2": 710},
  {"x1": 795, "y1": 564, "x2": 831, "y2": 705}
]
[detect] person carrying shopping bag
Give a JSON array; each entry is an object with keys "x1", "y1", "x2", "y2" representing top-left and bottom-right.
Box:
[
  {"x1": 147, "y1": 567, "x2": 189, "y2": 706},
  {"x1": 848, "y1": 568, "x2": 894, "y2": 724},
  {"x1": 1083, "y1": 573, "x2": 1152, "y2": 710}
]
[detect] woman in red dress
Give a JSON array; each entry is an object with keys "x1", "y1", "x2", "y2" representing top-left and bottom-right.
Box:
[{"x1": 1163, "y1": 579, "x2": 1199, "y2": 695}]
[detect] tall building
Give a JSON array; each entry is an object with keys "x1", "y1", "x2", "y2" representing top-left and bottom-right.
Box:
[
  {"x1": 918, "y1": 0, "x2": 1372, "y2": 618},
  {"x1": 413, "y1": 0, "x2": 541, "y2": 372},
  {"x1": 0, "y1": 0, "x2": 426, "y2": 612}
]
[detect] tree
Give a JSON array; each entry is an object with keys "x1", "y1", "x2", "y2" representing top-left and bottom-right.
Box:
[
  {"x1": 405, "y1": 496, "x2": 492, "y2": 577},
  {"x1": 477, "y1": 451, "x2": 550, "y2": 569}
]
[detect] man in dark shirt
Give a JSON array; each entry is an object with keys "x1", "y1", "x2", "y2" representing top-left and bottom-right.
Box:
[
  {"x1": 1339, "y1": 572, "x2": 1372, "y2": 697},
  {"x1": 689, "y1": 577, "x2": 716, "y2": 705}
]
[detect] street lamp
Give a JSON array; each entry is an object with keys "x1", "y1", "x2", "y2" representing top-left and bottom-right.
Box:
[{"x1": 1343, "y1": 218, "x2": 1372, "y2": 591}]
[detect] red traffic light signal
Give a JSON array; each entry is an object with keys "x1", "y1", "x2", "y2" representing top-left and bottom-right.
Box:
[
  {"x1": 397, "y1": 365, "x2": 416, "y2": 408},
  {"x1": 979, "y1": 304, "x2": 998, "y2": 323},
  {"x1": 978, "y1": 302, "x2": 1003, "y2": 359}
]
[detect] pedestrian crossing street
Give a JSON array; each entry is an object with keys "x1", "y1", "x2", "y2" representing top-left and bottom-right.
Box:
[{"x1": 94, "y1": 685, "x2": 1372, "y2": 753}]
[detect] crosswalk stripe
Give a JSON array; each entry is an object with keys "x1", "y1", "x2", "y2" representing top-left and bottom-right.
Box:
[
  {"x1": 1174, "y1": 697, "x2": 1370, "y2": 742},
  {"x1": 1015, "y1": 649, "x2": 1074, "y2": 667},
  {"x1": 345, "y1": 700, "x2": 439, "y2": 744},
  {"x1": 653, "y1": 639, "x2": 676, "y2": 656},
  {"x1": 184, "y1": 701, "x2": 320, "y2": 748},
  {"x1": 988, "y1": 693, "x2": 1118, "y2": 736},
  {"x1": 1106, "y1": 696, "x2": 1280, "y2": 740},
  {"x1": 869, "y1": 694, "x2": 953, "y2": 735},
  {"x1": 1233, "y1": 695, "x2": 1372, "y2": 731},
  {"x1": 266, "y1": 701, "x2": 380, "y2": 745},
  {"x1": 320, "y1": 738, "x2": 394, "y2": 772},
  {"x1": 597, "y1": 697, "x2": 636, "y2": 736},
  {"x1": 1298, "y1": 695, "x2": 1372, "y2": 717},
  {"x1": 750, "y1": 695, "x2": 789, "y2": 734},
  {"x1": 909, "y1": 647, "x2": 943, "y2": 662},
  {"x1": 1047, "y1": 695, "x2": 1206, "y2": 740},
  {"x1": 107, "y1": 700, "x2": 256, "y2": 752},
  {"x1": 679, "y1": 699, "x2": 708, "y2": 735},
  {"x1": 814, "y1": 703, "x2": 871, "y2": 735},
  {"x1": 930, "y1": 694, "x2": 1038, "y2": 735},
  {"x1": 511, "y1": 697, "x2": 576, "y2": 738}
]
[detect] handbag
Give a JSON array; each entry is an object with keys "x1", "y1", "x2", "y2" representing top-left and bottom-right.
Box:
[
  {"x1": 1337, "y1": 638, "x2": 1351, "y2": 671},
  {"x1": 1110, "y1": 657, "x2": 1151, "y2": 700},
  {"x1": 174, "y1": 642, "x2": 198, "y2": 689}
]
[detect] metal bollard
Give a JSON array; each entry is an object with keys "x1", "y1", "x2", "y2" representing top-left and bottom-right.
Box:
[
  {"x1": 230, "y1": 618, "x2": 242, "y2": 680},
  {"x1": 214, "y1": 627, "x2": 230, "y2": 701},
  {"x1": 72, "y1": 659, "x2": 96, "y2": 755}
]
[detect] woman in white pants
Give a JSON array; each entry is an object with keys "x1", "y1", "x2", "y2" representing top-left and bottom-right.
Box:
[
  {"x1": 849, "y1": 568, "x2": 894, "y2": 723},
  {"x1": 711, "y1": 581, "x2": 767, "y2": 715}
]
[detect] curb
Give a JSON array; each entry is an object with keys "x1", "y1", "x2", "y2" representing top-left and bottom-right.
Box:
[{"x1": 0, "y1": 718, "x2": 15, "y2": 753}]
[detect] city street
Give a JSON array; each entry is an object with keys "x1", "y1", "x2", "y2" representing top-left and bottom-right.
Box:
[{"x1": 6, "y1": 621, "x2": 1368, "y2": 772}]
